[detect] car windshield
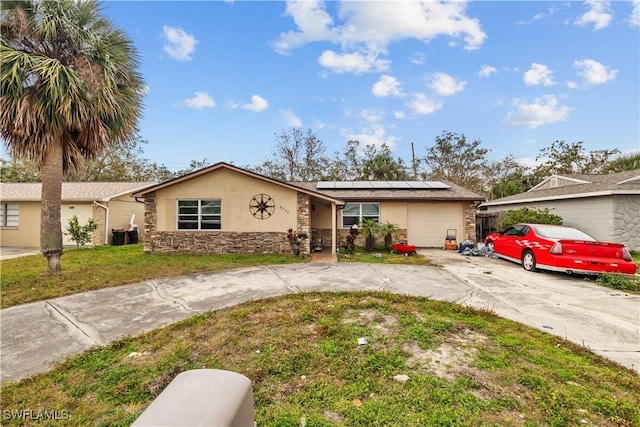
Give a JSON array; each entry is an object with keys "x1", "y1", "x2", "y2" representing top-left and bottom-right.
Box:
[{"x1": 533, "y1": 225, "x2": 596, "y2": 241}]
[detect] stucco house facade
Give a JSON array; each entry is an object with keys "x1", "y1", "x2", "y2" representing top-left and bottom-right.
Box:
[
  {"x1": 0, "y1": 182, "x2": 153, "y2": 247},
  {"x1": 478, "y1": 170, "x2": 640, "y2": 250},
  {"x1": 132, "y1": 162, "x2": 484, "y2": 255}
]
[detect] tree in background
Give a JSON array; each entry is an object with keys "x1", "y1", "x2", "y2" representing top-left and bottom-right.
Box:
[
  {"x1": 359, "y1": 143, "x2": 410, "y2": 181},
  {"x1": 420, "y1": 131, "x2": 489, "y2": 195},
  {"x1": 602, "y1": 151, "x2": 640, "y2": 173},
  {"x1": 324, "y1": 140, "x2": 363, "y2": 180},
  {"x1": 253, "y1": 128, "x2": 330, "y2": 181},
  {"x1": 533, "y1": 140, "x2": 620, "y2": 181},
  {"x1": 485, "y1": 154, "x2": 533, "y2": 200},
  {"x1": 1, "y1": 0, "x2": 144, "y2": 272},
  {"x1": 0, "y1": 157, "x2": 41, "y2": 182}
]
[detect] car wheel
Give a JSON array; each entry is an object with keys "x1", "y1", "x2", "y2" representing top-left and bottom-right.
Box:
[
  {"x1": 486, "y1": 240, "x2": 495, "y2": 251},
  {"x1": 522, "y1": 250, "x2": 537, "y2": 272}
]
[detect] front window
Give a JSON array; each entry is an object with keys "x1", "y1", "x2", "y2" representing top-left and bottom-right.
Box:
[
  {"x1": 342, "y1": 203, "x2": 379, "y2": 228},
  {"x1": 1, "y1": 203, "x2": 19, "y2": 227},
  {"x1": 177, "y1": 200, "x2": 221, "y2": 230}
]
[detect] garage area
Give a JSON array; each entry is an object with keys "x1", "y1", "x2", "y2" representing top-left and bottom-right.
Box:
[{"x1": 407, "y1": 202, "x2": 465, "y2": 247}]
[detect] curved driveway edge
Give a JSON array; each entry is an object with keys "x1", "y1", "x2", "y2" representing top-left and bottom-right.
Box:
[{"x1": 1, "y1": 249, "x2": 638, "y2": 383}]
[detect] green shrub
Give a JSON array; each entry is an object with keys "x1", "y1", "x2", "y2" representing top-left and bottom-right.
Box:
[{"x1": 500, "y1": 207, "x2": 563, "y2": 229}]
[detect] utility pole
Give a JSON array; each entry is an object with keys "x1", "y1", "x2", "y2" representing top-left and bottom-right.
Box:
[{"x1": 411, "y1": 142, "x2": 418, "y2": 179}]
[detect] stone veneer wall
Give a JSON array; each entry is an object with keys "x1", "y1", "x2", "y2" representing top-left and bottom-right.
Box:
[
  {"x1": 296, "y1": 192, "x2": 311, "y2": 255},
  {"x1": 464, "y1": 201, "x2": 479, "y2": 242},
  {"x1": 141, "y1": 191, "x2": 311, "y2": 254},
  {"x1": 145, "y1": 231, "x2": 291, "y2": 254}
]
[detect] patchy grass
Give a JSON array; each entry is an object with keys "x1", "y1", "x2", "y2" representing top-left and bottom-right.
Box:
[
  {"x1": 0, "y1": 244, "x2": 307, "y2": 308},
  {"x1": 338, "y1": 245, "x2": 436, "y2": 266},
  {"x1": 1, "y1": 292, "x2": 638, "y2": 426}
]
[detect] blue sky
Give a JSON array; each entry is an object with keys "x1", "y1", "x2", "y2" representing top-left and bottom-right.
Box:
[{"x1": 95, "y1": 1, "x2": 640, "y2": 170}]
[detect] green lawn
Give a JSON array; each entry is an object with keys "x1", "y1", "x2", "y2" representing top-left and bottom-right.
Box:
[
  {"x1": 1, "y1": 292, "x2": 638, "y2": 426},
  {"x1": 0, "y1": 244, "x2": 307, "y2": 308}
]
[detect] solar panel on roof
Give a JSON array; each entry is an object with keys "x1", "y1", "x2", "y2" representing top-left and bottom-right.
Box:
[
  {"x1": 316, "y1": 181, "x2": 450, "y2": 190},
  {"x1": 316, "y1": 182, "x2": 335, "y2": 189},
  {"x1": 334, "y1": 182, "x2": 354, "y2": 189}
]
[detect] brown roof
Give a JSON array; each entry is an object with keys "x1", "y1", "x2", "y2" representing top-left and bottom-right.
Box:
[
  {"x1": 0, "y1": 182, "x2": 156, "y2": 202},
  {"x1": 481, "y1": 170, "x2": 640, "y2": 207},
  {"x1": 131, "y1": 162, "x2": 345, "y2": 205},
  {"x1": 293, "y1": 181, "x2": 485, "y2": 201}
]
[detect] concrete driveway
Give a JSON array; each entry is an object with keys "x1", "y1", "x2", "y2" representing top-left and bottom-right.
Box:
[{"x1": 1, "y1": 249, "x2": 638, "y2": 383}]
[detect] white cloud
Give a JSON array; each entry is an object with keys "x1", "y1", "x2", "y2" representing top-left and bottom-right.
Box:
[
  {"x1": 574, "y1": 59, "x2": 618, "y2": 85},
  {"x1": 478, "y1": 65, "x2": 497, "y2": 78},
  {"x1": 318, "y1": 50, "x2": 390, "y2": 74},
  {"x1": 574, "y1": 0, "x2": 612, "y2": 30},
  {"x1": 523, "y1": 63, "x2": 555, "y2": 86},
  {"x1": 410, "y1": 52, "x2": 426, "y2": 65},
  {"x1": 566, "y1": 81, "x2": 579, "y2": 89},
  {"x1": 272, "y1": 1, "x2": 339, "y2": 54},
  {"x1": 274, "y1": 1, "x2": 486, "y2": 74},
  {"x1": 503, "y1": 95, "x2": 571, "y2": 129},
  {"x1": 630, "y1": 0, "x2": 640, "y2": 26},
  {"x1": 408, "y1": 93, "x2": 443, "y2": 115},
  {"x1": 394, "y1": 111, "x2": 406, "y2": 119},
  {"x1": 372, "y1": 75, "x2": 404, "y2": 97},
  {"x1": 283, "y1": 109, "x2": 302, "y2": 127},
  {"x1": 427, "y1": 72, "x2": 466, "y2": 96},
  {"x1": 360, "y1": 109, "x2": 384, "y2": 123},
  {"x1": 241, "y1": 95, "x2": 269, "y2": 112},
  {"x1": 517, "y1": 5, "x2": 559, "y2": 25},
  {"x1": 346, "y1": 124, "x2": 397, "y2": 150},
  {"x1": 183, "y1": 92, "x2": 215, "y2": 109},
  {"x1": 163, "y1": 25, "x2": 198, "y2": 61}
]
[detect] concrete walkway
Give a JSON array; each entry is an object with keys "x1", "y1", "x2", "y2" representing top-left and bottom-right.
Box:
[{"x1": 1, "y1": 249, "x2": 638, "y2": 383}]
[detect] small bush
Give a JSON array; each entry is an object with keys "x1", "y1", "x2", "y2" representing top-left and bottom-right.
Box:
[
  {"x1": 596, "y1": 273, "x2": 640, "y2": 292},
  {"x1": 500, "y1": 207, "x2": 563, "y2": 229}
]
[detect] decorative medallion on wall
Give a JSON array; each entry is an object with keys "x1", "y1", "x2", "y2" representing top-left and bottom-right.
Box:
[{"x1": 249, "y1": 194, "x2": 275, "y2": 219}]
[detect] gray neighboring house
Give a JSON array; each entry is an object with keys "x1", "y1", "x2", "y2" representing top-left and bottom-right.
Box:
[{"x1": 478, "y1": 170, "x2": 640, "y2": 250}]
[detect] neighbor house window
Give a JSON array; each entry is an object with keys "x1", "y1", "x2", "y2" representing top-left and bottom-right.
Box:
[
  {"x1": 0, "y1": 203, "x2": 19, "y2": 227},
  {"x1": 177, "y1": 200, "x2": 221, "y2": 230},
  {"x1": 342, "y1": 203, "x2": 379, "y2": 228}
]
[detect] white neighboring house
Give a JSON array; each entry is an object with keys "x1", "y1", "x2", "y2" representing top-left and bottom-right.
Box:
[
  {"x1": 0, "y1": 182, "x2": 155, "y2": 247},
  {"x1": 478, "y1": 170, "x2": 640, "y2": 250}
]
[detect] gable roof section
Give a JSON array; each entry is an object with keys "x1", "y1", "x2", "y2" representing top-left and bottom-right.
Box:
[
  {"x1": 131, "y1": 162, "x2": 345, "y2": 205},
  {"x1": 481, "y1": 170, "x2": 640, "y2": 207},
  {"x1": 0, "y1": 182, "x2": 156, "y2": 202},
  {"x1": 294, "y1": 180, "x2": 484, "y2": 201}
]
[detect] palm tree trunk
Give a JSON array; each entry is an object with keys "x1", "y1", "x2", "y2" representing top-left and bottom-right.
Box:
[{"x1": 40, "y1": 142, "x2": 64, "y2": 273}]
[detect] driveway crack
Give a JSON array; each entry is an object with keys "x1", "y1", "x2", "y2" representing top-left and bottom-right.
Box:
[
  {"x1": 267, "y1": 266, "x2": 302, "y2": 293},
  {"x1": 148, "y1": 281, "x2": 200, "y2": 314},
  {"x1": 45, "y1": 301, "x2": 105, "y2": 346}
]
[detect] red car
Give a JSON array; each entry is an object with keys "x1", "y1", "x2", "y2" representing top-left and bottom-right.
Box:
[{"x1": 484, "y1": 223, "x2": 637, "y2": 276}]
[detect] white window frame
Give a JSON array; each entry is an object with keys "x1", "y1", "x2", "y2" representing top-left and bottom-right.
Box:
[
  {"x1": 1, "y1": 203, "x2": 19, "y2": 227},
  {"x1": 341, "y1": 202, "x2": 380, "y2": 228},
  {"x1": 176, "y1": 200, "x2": 221, "y2": 230}
]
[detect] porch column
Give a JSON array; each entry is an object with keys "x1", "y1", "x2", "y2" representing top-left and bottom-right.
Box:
[{"x1": 331, "y1": 203, "x2": 337, "y2": 255}]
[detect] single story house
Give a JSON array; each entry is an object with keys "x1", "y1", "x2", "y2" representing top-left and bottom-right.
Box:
[
  {"x1": 478, "y1": 170, "x2": 640, "y2": 250},
  {"x1": 0, "y1": 182, "x2": 154, "y2": 247},
  {"x1": 131, "y1": 162, "x2": 484, "y2": 255}
]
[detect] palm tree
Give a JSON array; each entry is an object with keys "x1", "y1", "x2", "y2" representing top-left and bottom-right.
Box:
[
  {"x1": 1, "y1": 0, "x2": 144, "y2": 272},
  {"x1": 379, "y1": 221, "x2": 400, "y2": 252},
  {"x1": 359, "y1": 219, "x2": 380, "y2": 252}
]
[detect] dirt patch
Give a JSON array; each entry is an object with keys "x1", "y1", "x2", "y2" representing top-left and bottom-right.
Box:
[
  {"x1": 343, "y1": 308, "x2": 397, "y2": 337},
  {"x1": 404, "y1": 329, "x2": 486, "y2": 381}
]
